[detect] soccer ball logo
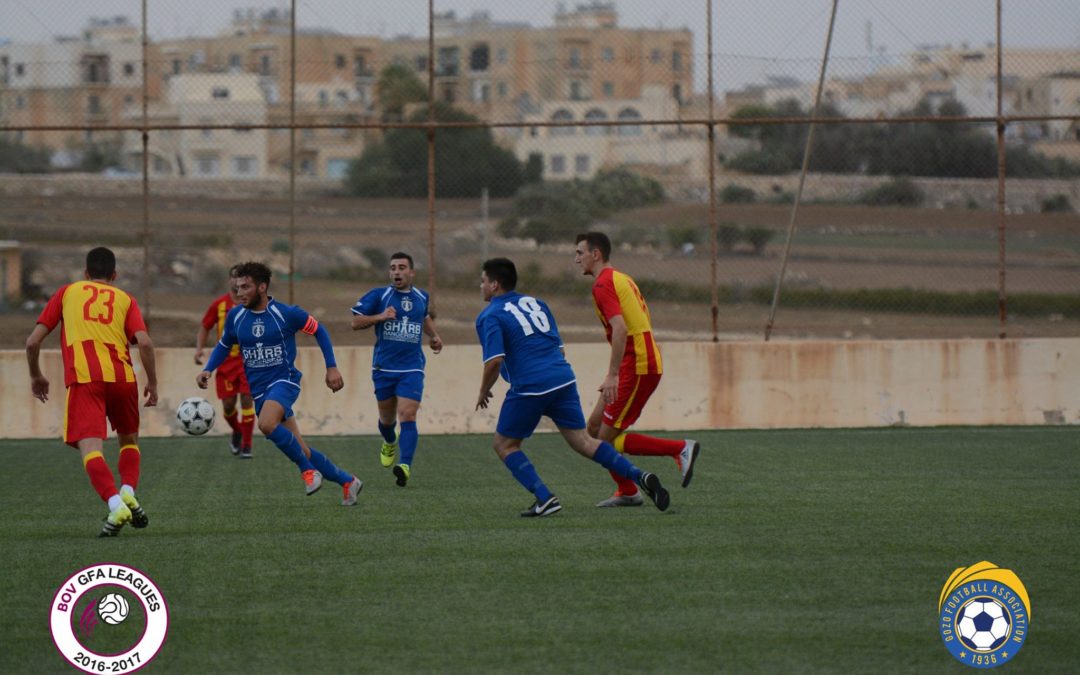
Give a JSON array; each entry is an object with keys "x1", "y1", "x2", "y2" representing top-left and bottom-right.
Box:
[
  {"x1": 96, "y1": 593, "x2": 130, "y2": 625},
  {"x1": 177, "y1": 396, "x2": 216, "y2": 435},
  {"x1": 957, "y1": 598, "x2": 1011, "y2": 651}
]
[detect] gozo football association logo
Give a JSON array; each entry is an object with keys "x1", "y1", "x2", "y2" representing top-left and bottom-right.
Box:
[
  {"x1": 50, "y1": 563, "x2": 168, "y2": 673},
  {"x1": 938, "y1": 561, "x2": 1030, "y2": 668}
]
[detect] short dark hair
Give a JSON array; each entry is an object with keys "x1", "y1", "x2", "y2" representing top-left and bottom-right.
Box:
[
  {"x1": 389, "y1": 252, "x2": 414, "y2": 268},
  {"x1": 575, "y1": 231, "x2": 612, "y2": 262},
  {"x1": 482, "y1": 257, "x2": 517, "y2": 291},
  {"x1": 85, "y1": 247, "x2": 116, "y2": 279},
  {"x1": 233, "y1": 261, "x2": 272, "y2": 288},
  {"x1": 228, "y1": 264, "x2": 242, "y2": 278}
]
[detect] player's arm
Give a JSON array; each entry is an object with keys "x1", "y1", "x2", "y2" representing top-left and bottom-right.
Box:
[
  {"x1": 194, "y1": 324, "x2": 211, "y2": 364},
  {"x1": 476, "y1": 356, "x2": 503, "y2": 410},
  {"x1": 133, "y1": 330, "x2": 159, "y2": 407},
  {"x1": 601, "y1": 314, "x2": 629, "y2": 403},
  {"x1": 423, "y1": 315, "x2": 443, "y2": 353},
  {"x1": 350, "y1": 293, "x2": 394, "y2": 330},
  {"x1": 196, "y1": 326, "x2": 236, "y2": 389},
  {"x1": 25, "y1": 323, "x2": 52, "y2": 403},
  {"x1": 305, "y1": 317, "x2": 343, "y2": 392}
]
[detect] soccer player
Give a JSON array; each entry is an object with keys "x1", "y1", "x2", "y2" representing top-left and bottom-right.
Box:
[
  {"x1": 350, "y1": 252, "x2": 442, "y2": 487},
  {"x1": 475, "y1": 257, "x2": 670, "y2": 517},
  {"x1": 25, "y1": 246, "x2": 158, "y2": 537},
  {"x1": 195, "y1": 266, "x2": 255, "y2": 458},
  {"x1": 574, "y1": 232, "x2": 701, "y2": 507},
  {"x1": 196, "y1": 261, "x2": 363, "y2": 506}
]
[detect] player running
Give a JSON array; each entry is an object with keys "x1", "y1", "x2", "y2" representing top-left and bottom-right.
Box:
[
  {"x1": 26, "y1": 246, "x2": 159, "y2": 537},
  {"x1": 574, "y1": 232, "x2": 701, "y2": 507},
  {"x1": 195, "y1": 265, "x2": 255, "y2": 458},
  {"x1": 350, "y1": 252, "x2": 442, "y2": 487},
  {"x1": 474, "y1": 257, "x2": 670, "y2": 517},
  {"x1": 196, "y1": 261, "x2": 362, "y2": 506}
]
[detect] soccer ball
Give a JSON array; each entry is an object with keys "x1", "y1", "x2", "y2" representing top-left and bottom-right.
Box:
[
  {"x1": 97, "y1": 593, "x2": 129, "y2": 625},
  {"x1": 177, "y1": 396, "x2": 216, "y2": 435},
  {"x1": 957, "y1": 598, "x2": 1010, "y2": 651}
]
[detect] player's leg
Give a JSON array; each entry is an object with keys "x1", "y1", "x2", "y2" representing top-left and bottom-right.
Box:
[
  {"x1": 609, "y1": 373, "x2": 700, "y2": 488},
  {"x1": 590, "y1": 384, "x2": 642, "y2": 504},
  {"x1": 256, "y1": 386, "x2": 321, "y2": 494},
  {"x1": 66, "y1": 383, "x2": 129, "y2": 536},
  {"x1": 238, "y1": 391, "x2": 255, "y2": 458},
  {"x1": 374, "y1": 372, "x2": 399, "y2": 467},
  {"x1": 108, "y1": 380, "x2": 149, "y2": 528},
  {"x1": 392, "y1": 372, "x2": 424, "y2": 486},
  {"x1": 285, "y1": 415, "x2": 358, "y2": 493},
  {"x1": 494, "y1": 393, "x2": 560, "y2": 517},
  {"x1": 217, "y1": 371, "x2": 241, "y2": 454}
]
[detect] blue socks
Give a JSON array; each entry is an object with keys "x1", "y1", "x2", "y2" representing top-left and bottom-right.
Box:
[
  {"x1": 267, "y1": 425, "x2": 315, "y2": 472},
  {"x1": 503, "y1": 450, "x2": 552, "y2": 502},
  {"x1": 591, "y1": 442, "x2": 642, "y2": 482},
  {"x1": 378, "y1": 420, "x2": 396, "y2": 444},
  {"x1": 308, "y1": 448, "x2": 353, "y2": 486},
  {"x1": 399, "y1": 421, "x2": 418, "y2": 466}
]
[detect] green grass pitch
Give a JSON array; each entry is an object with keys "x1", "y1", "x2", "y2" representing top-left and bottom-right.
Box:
[{"x1": 1, "y1": 427, "x2": 1076, "y2": 673}]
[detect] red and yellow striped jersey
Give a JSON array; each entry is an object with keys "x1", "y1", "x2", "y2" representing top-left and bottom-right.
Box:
[
  {"x1": 590, "y1": 267, "x2": 663, "y2": 375},
  {"x1": 201, "y1": 292, "x2": 241, "y2": 358},
  {"x1": 36, "y1": 281, "x2": 147, "y2": 387}
]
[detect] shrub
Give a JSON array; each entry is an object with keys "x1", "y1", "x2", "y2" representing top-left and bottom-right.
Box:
[
  {"x1": 1040, "y1": 194, "x2": 1073, "y2": 213},
  {"x1": 666, "y1": 224, "x2": 699, "y2": 250},
  {"x1": 361, "y1": 247, "x2": 388, "y2": 270},
  {"x1": 719, "y1": 183, "x2": 757, "y2": 203},
  {"x1": 718, "y1": 223, "x2": 740, "y2": 251},
  {"x1": 743, "y1": 227, "x2": 775, "y2": 255},
  {"x1": 270, "y1": 238, "x2": 291, "y2": 254},
  {"x1": 860, "y1": 177, "x2": 924, "y2": 206}
]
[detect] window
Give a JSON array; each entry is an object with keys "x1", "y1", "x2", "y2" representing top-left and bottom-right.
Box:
[
  {"x1": 232, "y1": 156, "x2": 256, "y2": 176},
  {"x1": 172, "y1": 59, "x2": 181, "y2": 75},
  {"x1": 496, "y1": 48, "x2": 508, "y2": 65},
  {"x1": 617, "y1": 107, "x2": 642, "y2": 136},
  {"x1": 123, "y1": 63, "x2": 135, "y2": 77},
  {"x1": 550, "y1": 109, "x2": 574, "y2": 136},
  {"x1": 228, "y1": 53, "x2": 241, "y2": 70},
  {"x1": 326, "y1": 159, "x2": 350, "y2": 179},
  {"x1": 550, "y1": 154, "x2": 566, "y2": 174},
  {"x1": 153, "y1": 156, "x2": 168, "y2": 174},
  {"x1": 673, "y1": 50, "x2": 682, "y2": 72},
  {"x1": 335, "y1": 54, "x2": 346, "y2": 69},
  {"x1": 673, "y1": 83, "x2": 682, "y2": 103},
  {"x1": 299, "y1": 158, "x2": 314, "y2": 175},
  {"x1": 497, "y1": 82, "x2": 507, "y2": 98},
  {"x1": 195, "y1": 155, "x2": 220, "y2": 176},
  {"x1": 211, "y1": 88, "x2": 230, "y2": 99},
  {"x1": 575, "y1": 154, "x2": 590, "y2": 174},
  {"x1": 318, "y1": 90, "x2": 328, "y2": 106},
  {"x1": 259, "y1": 55, "x2": 271, "y2": 76},
  {"x1": 353, "y1": 55, "x2": 367, "y2": 77},
  {"x1": 650, "y1": 49, "x2": 662, "y2": 64},
  {"x1": 88, "y1": 95, "x2": 102, "y2": 114},
  {"x1": 302, "y1": 128, "x2": 315, "y2": 140},
  {"x1": 473, "y1": 82, "x2": 491, "y2": 102},
  {"x1": 584, "y1": 109, "x2": 608, "y2": 136},
  {"x1": 336, "y1": 90, "x2": 349, "y2": 103},
  {"x1": 569, "y1": 81, "x2": 585, "y2": 100},
  {"x1": 15, "y1": 63, "x2": 25, "y2": 77},
  {"x1": 16, "y1": 94, "x2": 26, "y2": 109},
  {"x1": 416, "y1": 56, "x2": 428, "y2": 72},
  {"x1": 124, "y1": 95, "x2": 134, "y2": 106},
  {"x1": 442, "y1": 86, "x2": 456, "y2": 103},
  {"x1": 569, "y1": 47, "x2": 582, "y2": 69},
  {"x1": 601, "y1": 47, "x2": 614, "y2": 62},
  {"x1": 602, "y1": 81, "x2": 614, "y2": 97},
  {"x1": 470, "y1": 44, "x2": 490, "y2": 72}
]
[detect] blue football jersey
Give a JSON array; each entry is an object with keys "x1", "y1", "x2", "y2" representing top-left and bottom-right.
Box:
[
  {"x1": 351, "y1": 286, "x2": 429, "y2": 372},
  {"x1": 475, "y1": 291, "x2": 576, "y2": 395},
  {"x1": 218, "y1": 298, "x2": 315, "y2": 395}
]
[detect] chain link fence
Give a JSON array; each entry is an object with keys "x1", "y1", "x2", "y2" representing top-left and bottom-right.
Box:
[{"x1": 1, "y1": 0, "x2": 1078, "y2": 347}]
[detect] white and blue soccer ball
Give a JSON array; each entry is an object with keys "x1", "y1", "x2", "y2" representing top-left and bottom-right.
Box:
[
  {"x1": 177, "y1": 396, "x2": 216, "y2": 435},
  {"x1": 97, "y1": 592, "x2": 130, "y2": 625},
  {"x1": 957, "y1": 599, "x2": 1010, "y2": 651}
]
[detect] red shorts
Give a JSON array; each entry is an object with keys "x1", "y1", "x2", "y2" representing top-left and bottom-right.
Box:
[
  {"x1": 64, "y1": 381, "x2": 140, "y2": 447},
  {"x1": 216, "y1": 356, "x2": 251, "y2": 400},
  {"x1": 602, "y1": 371, "x2": 662, "y2": 431}
]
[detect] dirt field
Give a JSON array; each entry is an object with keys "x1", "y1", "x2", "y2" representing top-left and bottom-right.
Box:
[{"x1": 2, "y1": 192, "x2": 1078, "y2": 348}]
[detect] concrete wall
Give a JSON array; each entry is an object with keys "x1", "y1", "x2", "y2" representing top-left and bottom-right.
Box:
[{"x1": 3, "y1": 338, "x2": 1077, "y2": 441}]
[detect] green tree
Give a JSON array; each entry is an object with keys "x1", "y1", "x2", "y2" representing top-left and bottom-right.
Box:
[
  {"x1": 346, "y1": 103, "x2": 524, "y2": 198},
  {"x1": 0, "y1": 137, "x2": 51, "y2": 173},
  {"x1": 376, "y1": 64, "x2": 428, "y2": 121}
]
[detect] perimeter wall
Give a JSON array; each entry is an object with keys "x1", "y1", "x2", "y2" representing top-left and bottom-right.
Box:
[{"x1": 2, "y1": 338, "x2": 1077, "y2": 440}]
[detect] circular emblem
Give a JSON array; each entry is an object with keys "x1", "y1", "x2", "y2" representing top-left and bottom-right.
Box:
[
  {"x1": 401, "y1": 298, "x2": 413, "y2": 312},
  {"x1": 50, "y1": 563, "x2": 168, "y2": 674},
  {"x1": 939, "y1": 561, "x2": 1030, "y2": 668}
]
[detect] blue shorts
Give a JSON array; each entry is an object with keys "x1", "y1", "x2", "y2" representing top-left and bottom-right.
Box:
[
  {"x1": 253, "y1": 381, "x2": 300, "y2": 420},
  {"x1": 496, "y1": 383, "x2": 586, "y2": 440},
  {"x1": 373, "y1": 370, "x2": 424, "y2": 402}
]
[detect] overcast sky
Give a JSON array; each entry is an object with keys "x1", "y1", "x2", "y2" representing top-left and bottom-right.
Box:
[{"x1": 6, "y1": 0, "x2": 1080, "y2": 90}]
